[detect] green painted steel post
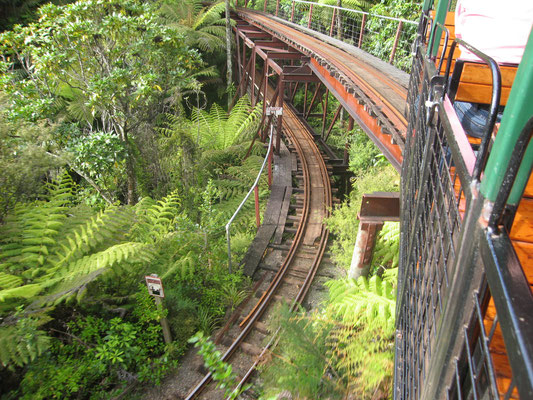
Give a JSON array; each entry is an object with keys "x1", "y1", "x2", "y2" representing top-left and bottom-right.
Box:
[
  {"x1": 428, "y1": 0, "x2": 449, "y2": 57},
  {"x1": 481, "y1": 29, "x2": 533, "y2": 204},
  {"x1": 423, "y1": 0, "x2": 434, "y2": 12}
]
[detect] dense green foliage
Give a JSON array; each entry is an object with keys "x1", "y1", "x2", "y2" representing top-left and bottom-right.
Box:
[
  {"x1": 0, "y1": 0, "x2": 271, "y2": 397},
  {"x1": 1, "y1": 0, "x2": 410, "y2": 397},
  {"x1": 0, "y1": 0, "x2": 210, "y2": 204},
  {"x1": 362, "y1": 0, "x2": 420, "y2": 71},
  {"x1": 260, "y1": 269, "x2": 398, "y2": 399}
]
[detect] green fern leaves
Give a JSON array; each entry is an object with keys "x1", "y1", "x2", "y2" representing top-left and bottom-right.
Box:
[
  {"x1": 0, "y1": 311, "x2": 52, "y2": 368},
  {"x1": 191, "y1": 95, "x2": 262, "y2": 150},
  {"x1": 326, "y1": 272, "x2": 396, "y2": 333}
]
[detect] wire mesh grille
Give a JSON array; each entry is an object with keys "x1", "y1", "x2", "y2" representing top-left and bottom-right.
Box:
[
  {"x1": 445, "y1": 289, "x2": 519, "y2": 400},
  {"x1": 396, "y1": 33, "x2": 528, "y2": 399}
]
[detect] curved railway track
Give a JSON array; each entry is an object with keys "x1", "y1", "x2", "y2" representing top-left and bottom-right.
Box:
[{"x1": 184, "y1": 103, "x2": 332, "y2": 400}]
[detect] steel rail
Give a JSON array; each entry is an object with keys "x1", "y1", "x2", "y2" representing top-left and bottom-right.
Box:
[{"x1": 185, "y1": 92, "x2": 330, "y2": 400}]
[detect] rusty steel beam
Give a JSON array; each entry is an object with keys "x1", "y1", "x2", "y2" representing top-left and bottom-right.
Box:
[
  {"x1": 238, "y1": 27, "x2": 263, "y2": 33},
  {"x1": 290, "y1": 81, "x2": 299, "y2": 102},
  {"x1": 283, "y1": 74, "x2": 320, "y2": 82},
  {"x1": 241, "y1": 32, "x2": 272, "y2": 39},
  {"x1": 344, "y1": 117, "x2": 354, "y2": 164},
  {"x1": 324, "y1": 104, "x2": 342, "y2": 142},
  {"x1": 309, "y1": 60, "x2": 402, "y2": 170},
  {"x1": 305, "y1": 83, "x2": 322, "y2": 119},
  {"x1": 266, "y1": 51, "x2": 302, "y2": 60},
  {"x1": 358, "y1": 192, "x2": 400, "y2": 223},
  {"x1": 254, "y1": 40, "x2": 287, "y2": 48},
  {"x1": 321, "y1": 88, "x2": 329, "y2": 136}
]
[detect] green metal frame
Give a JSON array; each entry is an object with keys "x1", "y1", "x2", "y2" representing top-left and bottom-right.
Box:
[{"x1": 481, "y1": 30, "x2": 533, "y2": 204}]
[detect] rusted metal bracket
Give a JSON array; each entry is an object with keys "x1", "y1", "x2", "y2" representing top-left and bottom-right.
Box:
[
  {"x1": 359, "y1": 192, "x2": 400, "y2": 223},
  {"x1": 349, "y1": 192, "x2": 400, "y2": 279}
]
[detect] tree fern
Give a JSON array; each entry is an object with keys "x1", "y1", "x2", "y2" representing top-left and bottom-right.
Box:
[
  {"x1": 0, "y1": 175, "x2": 160, "y2": 366},
  {"x1": 191, "y1": 95, "x2": 262, "y2": 150},
  {"x1": 0, "y1": 172, "x2": 75, "y2": 274},
  {"x1": 157, "y1": 0, "x2": 228, "y2": 53},
  {"x1": 132, "y1": 190, "x2": 182, "y2": 242}
]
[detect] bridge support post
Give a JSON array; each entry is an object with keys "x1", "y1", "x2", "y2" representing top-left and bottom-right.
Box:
[
  {"x1": 321, "y1": 88, "x2": 329, "y2": 137},
  {"x1": 305, "y1": 83, "x2": 322, "y2": 119},
  {"x1": 329, "y1": 8, "x2": 336, "y2": 36},
  {"x1": 254, "y1": 185, "x2": 260, "y2": 228},
  {"x1": 358, "y1": 14, "x2": 367, "y2": 48},
  {"x1": 251, "y1": 47, "x2": 257, "y2": 105},
  {"x1": 389, "y1": 21, "x2": 403, "y2": 64},
  {"x1": 349, "y1": 222, "x2": 382, "y2": 279},
  {"x1": 276, "y1": 77, "x2": 284, "y2": 154},
  {"x1": 349, "y1": 192, "x2": 400, "y2": 279},
  {"x1": 291, "y1": 0, "x2": 295, "y2": 22}
]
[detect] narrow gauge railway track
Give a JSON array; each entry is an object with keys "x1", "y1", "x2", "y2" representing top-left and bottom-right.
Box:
[{"x1": 184, "y1": 105, "x2": 332, "y2": 400}]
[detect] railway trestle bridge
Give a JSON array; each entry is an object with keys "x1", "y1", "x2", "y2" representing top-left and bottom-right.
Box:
[{"x1": 182, "y1": 1, "x2": 533, "y2": 399}]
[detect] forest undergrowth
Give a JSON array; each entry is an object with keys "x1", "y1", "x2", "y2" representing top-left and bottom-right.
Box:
[{"x1": 0, "y1": 0, "x2": 409, "y2": 398}]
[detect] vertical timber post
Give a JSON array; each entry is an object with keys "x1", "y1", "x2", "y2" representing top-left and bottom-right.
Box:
[
  {"x1": 330, "y1": 8, "x2": 336, "y2": 36},
  {"x1": 303, "y1": 83, "x2": 309, "y2": 115},
  {"x1": 344, "y1": 117, "x2": 354, "y2": 164},
  {"x1": 306, "y1": 83, "x2": 322, "y2": 119},
  {"x1": 254, "y1": 185, "x2": 260, "y2": 228},
  {"x1": 154, "y1": 297, "x2": 173, "y2": 345},
  {"x1": 268, "y1": 151, "x2": 273, "y2": 187},
  {"x1": 251, "y1": 47, "x2": 257, "y2": 105},
  {"x1": 308, "y1": 4, "x2": 313, "y2": 28},
  {"x1": 358, "y1": 13, "x2": 366, "y2": 48},
  {"x1": 236, "y1": 33, "x2": 242, "y2": 78},
  {"x1": 321, "y1": 89, "x2": 329, "y2": 137},
  {"x1": 389, "y1": 20, "x2": 403, "y2": 64},
  {"x1": 348, "y1": 223, "x2": 383, "y2": 279},
  {"x1": 263, "y1": 62, "x2": 269, "y2": 137},
  {"x1": 276, "y1": 0, "x2": 280, "y2": 16},
  {"x1": 277, "y1": 76, "x2": 284, "y2": 155},
  {"x1": 264, "y1": 0, "x2": 267, "y2": 12},
  {"x1": 291, "y1": 0, "x2": 295, "y2": 22}
]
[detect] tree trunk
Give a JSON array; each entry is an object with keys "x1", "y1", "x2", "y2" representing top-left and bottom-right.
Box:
[
  {"x1": 118, "y1": 127, "x2": 137, "y2": 205},
  {"x1": 125, "y1": 151, "x2": 137, "y2": 205},
  {"x1": 225, "y1": 0, "x2": 233, "y2": 108}
]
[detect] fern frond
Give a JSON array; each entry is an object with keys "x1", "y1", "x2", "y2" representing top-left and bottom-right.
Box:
[
  {"x1": 325, "y1": 274, "x2": 396, "y2": 333},
  {"x1": 0, "y1": 318, "x2": 51, "y2": 368},
  {"x1": 53, "y1": 206, "x2": 135, "y2": 269},
  {"x1": 0, "y1": 284, "x2": 43, "y2": 302}
]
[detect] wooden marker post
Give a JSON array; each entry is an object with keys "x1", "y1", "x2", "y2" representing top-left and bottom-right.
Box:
[{"x1": 145, "y1": 274, "x2": 172, "y2": 345}]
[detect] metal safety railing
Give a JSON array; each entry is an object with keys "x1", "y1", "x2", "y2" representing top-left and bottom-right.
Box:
[
  {"x1": 225, "y1": 116, "x2": 276, "y2": 273},
  {"x1": 238, "y1": 0, "x2": 418, "y2": 71}
]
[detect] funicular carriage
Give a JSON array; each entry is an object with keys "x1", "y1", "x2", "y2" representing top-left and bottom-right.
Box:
[{"x1": 396, "y1": 1, "x2": 533, "y2": 399}]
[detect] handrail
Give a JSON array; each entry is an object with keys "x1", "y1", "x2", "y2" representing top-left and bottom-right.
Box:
[
  {"x1": 284, "y1": 0, "x2": 418, "y2": 25},
  {"x1": 225, "y1": 121, "x2": 274, "y2": 273}
]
